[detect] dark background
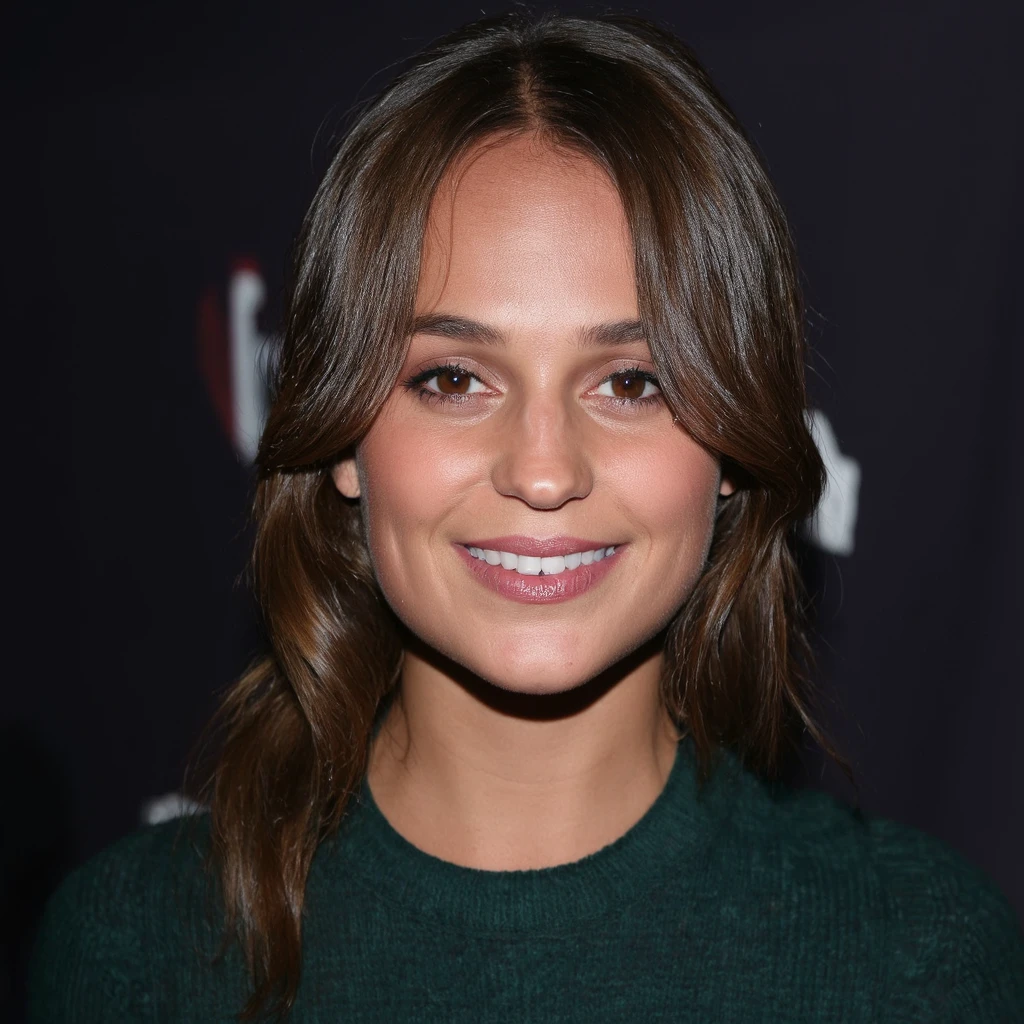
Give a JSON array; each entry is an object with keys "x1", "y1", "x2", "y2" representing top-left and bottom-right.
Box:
[{"x1": 5, "y1": 0, "x2": 1022, "y2": 1018}]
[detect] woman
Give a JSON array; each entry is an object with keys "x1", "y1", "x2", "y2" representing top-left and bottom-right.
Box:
[{"x1": 30, "y1": 11, "x2": 1023, "y2": 1022}]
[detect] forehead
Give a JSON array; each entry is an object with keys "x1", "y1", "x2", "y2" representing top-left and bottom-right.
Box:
[{"x1": 415, "y1": 134, "x2": 638, "y2": 332}]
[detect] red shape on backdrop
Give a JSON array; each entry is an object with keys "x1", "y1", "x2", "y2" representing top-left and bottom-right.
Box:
[{"x1": 197, "y1": 287, "x2": 232, "y2": 444}]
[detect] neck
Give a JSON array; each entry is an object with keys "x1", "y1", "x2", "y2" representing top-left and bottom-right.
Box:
[{"x1": 366, "y1": 644, "x2": 680, "y2": 871}]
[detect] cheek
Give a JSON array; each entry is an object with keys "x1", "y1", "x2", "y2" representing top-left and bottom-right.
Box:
[
  {"x1": 610, "y1": 432, "x2": 721, "y2": 578},
  {"x1": 355, "y1": 409, "x2": 482, "y2": 588}
]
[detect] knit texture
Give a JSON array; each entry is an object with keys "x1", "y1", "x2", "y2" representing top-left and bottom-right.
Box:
[{"x1": 28, "y1": 738, "x2": 1024, "y2": 1022}]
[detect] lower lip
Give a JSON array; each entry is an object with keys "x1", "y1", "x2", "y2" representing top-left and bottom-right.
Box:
[{"x1": 454, "y1": 545, "x2": 625, "y2": 604}]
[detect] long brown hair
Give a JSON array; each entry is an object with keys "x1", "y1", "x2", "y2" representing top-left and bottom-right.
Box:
[{"x1": 188, "y1": 10, "x2": 846, "y2": 1019}]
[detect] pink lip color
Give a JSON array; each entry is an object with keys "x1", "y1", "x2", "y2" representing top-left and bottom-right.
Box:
[{"x1": 454, "y1": 537, "x2": 625, "y2": 605}]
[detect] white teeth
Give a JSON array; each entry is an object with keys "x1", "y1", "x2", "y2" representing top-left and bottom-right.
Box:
[{"x1": 466, "y1": 545, "x2": 618, "y2": 575}]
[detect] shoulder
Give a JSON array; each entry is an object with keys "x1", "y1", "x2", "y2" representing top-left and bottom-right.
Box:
[
  {"x1": 28, "y1": 814, "x2": 215, "y2": 1023},
  {"x1": 864, "y1": 813, "x2": 1024, "y2": 1019},
  {"x1": 722, "y1": 765, "x2": 1024, "y2": 1019}
]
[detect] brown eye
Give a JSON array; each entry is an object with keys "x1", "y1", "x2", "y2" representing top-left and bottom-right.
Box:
[
  {"x1": 609, "y1": 371, "x2": 649, "y2": 400},
  {"x1": 435, "y1": 368, "x2": 473, "y2": 394}
]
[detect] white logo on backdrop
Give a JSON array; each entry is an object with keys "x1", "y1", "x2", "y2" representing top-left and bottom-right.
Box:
[
  {"x1": 805, "y1": 408, "x2": 860, "y2": 556},
  {"x1": 140, "y1": 792, "x2": 205, "y2": 825},
  {"x1": 227, "y1": 267, "x2": 275, "y2": 462}
]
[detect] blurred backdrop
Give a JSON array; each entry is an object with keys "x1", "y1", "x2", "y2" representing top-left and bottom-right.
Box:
[{"x1": 5, "y1": 0, "x2": 1022, "y2": 1017}]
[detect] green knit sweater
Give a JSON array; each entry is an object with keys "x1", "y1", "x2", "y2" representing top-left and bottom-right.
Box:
[{"x1": 28, "y1": 738, "x2": 1024, "y2": 1022}]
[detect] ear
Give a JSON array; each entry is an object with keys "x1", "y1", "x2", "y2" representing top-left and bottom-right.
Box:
[
  {"x1": 718, "y1": 473, "x2": 735, "y2": 497},
  {"x1": 332, "y1": 456, "x2": 361, "y2": 499}
]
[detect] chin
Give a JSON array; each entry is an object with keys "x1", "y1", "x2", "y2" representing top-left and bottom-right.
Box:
[
  {"x1": 400, "y1": 604, "x2": 667, "y2": 701},
  {"x1": 479, "y1": 666, "x2": 594, "y2": 697},
  {"x1": 439, "y1": 628, "x2": 638, "y2": 699}
]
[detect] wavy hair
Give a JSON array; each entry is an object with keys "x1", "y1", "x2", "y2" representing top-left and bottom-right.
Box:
[{"x1": 187, "y1": 10, "x2": 847, "y2": 1019}]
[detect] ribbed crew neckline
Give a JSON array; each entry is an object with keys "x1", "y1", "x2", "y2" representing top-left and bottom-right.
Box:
[{"x1": 323, "y1": 736, "x2": 743, "y2": 932}]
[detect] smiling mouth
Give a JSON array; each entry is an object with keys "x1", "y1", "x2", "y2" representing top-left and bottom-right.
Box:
[{"x1": 463, "y1": 544, "x2": 617, "y2": 576}]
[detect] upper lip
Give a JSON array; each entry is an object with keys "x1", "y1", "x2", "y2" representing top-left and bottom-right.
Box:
[{"x1": 458, "y1": 536, "x2": 620, "y2": 557}]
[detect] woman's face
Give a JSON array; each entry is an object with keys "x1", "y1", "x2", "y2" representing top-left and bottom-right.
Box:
[{"x1": 333, "y1": 135, "x2": 730, "y2": 694}]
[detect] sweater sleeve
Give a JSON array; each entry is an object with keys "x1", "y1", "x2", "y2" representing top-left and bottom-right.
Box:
[
  {"x1": 27, "y1": 848, "x2": 149, "y2": 1023},
  {"x1": 938, "y1": 863, "x2": 1024, "y2": 1021},
  {"x1": 26, "y1": 817, "x2": 210, "y2": 1024},
  {"x1": 872, "y1": 818, "x2": 1024, "y2": 1022}
]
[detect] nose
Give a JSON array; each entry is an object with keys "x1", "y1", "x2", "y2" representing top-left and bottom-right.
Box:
[{"x1": 490, "y1": 394, "x2": 594, "y2": 510}]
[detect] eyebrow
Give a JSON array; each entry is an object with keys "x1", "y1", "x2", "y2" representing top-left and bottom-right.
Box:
[{"x1": 409, "y1": 313, "x2": 647, "y2": 349}]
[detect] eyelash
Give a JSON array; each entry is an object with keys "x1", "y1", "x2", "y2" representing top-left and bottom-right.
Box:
[
  {"x1": 402, "y1": 363, "x2": 480, "y2": 407},
  {"x1": 400, "y1": 363, "x2": 662, "y2": 410}
]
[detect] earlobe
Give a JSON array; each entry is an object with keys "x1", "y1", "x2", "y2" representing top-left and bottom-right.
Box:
[
  {"x1": 332, "y1": 458, "x2": 361, "y2": 499},
  {"x1": 718, "y1": 475, "x2": 735, "y2": 497}
]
